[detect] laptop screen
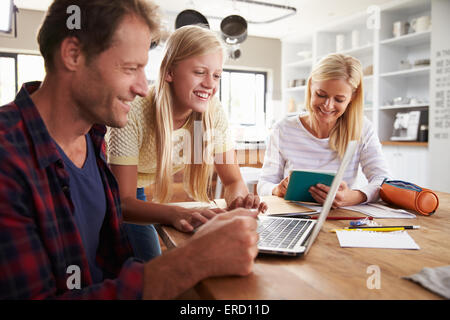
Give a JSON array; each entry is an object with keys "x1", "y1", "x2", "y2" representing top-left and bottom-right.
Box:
[{"x1": 304, "y1": 140, "x2": 358, "y2": 255}]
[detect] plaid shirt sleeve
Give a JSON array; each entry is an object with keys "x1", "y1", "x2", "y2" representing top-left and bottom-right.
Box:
[{"x1": 0, "y1": 134, "x2": 144, "y2": 299}]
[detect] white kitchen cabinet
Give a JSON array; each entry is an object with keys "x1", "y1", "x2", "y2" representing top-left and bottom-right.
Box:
[{"x1": 382, "y1": 144, "x2": 429, "y2": 187}]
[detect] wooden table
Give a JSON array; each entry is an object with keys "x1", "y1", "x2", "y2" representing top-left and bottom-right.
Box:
[{"x1": 156, "y1": 193, "x2": 450, "y2": 299}]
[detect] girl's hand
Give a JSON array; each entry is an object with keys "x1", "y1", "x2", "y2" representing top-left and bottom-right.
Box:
[
  {"x1": 309, "y1": 181, "x2": 367, "y2": 208},
  {"x1": 227, "y1": 194, "x2": 268, "y2": 213},
  {"x1": 172, "y1": 207, "x2": 225, "y2": 232},
  {"x1": 272, "y1": 176, "x2": 290, "y2": 198}
]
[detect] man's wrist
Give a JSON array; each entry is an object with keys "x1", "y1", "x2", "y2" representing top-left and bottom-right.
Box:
[{"x1": 142, "y1": 244, "x2": 205, "y2": 299}]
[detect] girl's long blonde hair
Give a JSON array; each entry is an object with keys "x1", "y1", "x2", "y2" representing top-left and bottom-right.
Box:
[
  {"x1": 152, "y1": 25, "x2": 226, "y2": 203},
  {"x1": 304, "y1": 53, "x2": 364, "y2": 159}
]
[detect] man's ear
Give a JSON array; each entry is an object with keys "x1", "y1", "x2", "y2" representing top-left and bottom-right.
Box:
[{"x1": 59, "y1": 37, "x2": 84, "y2": 71}]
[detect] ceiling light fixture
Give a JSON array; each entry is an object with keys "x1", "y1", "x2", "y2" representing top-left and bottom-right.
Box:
[
  {"x1": 169, "y1": 0, "x2": 297, "y2": 25},
  {"x1": 207, "y1": 0, "x2": 297, "y2": 24},
  {"x1": 220, "y1": 14, "x2": 248, "y2": 60}
]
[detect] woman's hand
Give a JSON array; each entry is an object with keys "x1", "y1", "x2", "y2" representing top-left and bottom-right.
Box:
[
  {"x1": 171, "y1": 207, "x2": 226, "y2": 232},
  {"x1": 227, "y1": 193, "x2": 268, "y2": 213},
  {"x1": 272, "y1": 176, "x2": 290, "y2": 198},
  {"x1": 308, "y1": 181, "x2": 367, "y2": 208}
]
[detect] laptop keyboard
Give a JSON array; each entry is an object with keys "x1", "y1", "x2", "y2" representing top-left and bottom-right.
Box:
[{"x1": 257, "y1": 217, "x2": 313, "y2": 249}]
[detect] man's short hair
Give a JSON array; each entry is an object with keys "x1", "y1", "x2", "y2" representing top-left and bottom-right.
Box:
[{"x1": 37, "y1": 0, "x2": 161, "y2": 71}]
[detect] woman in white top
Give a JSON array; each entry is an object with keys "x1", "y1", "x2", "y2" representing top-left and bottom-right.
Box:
[
  {"x1": 258, "y1": 53, "x2": 391, "y2": 207},
  {"x1": 107, "y1": 25, "x2": 267, "y2": 261}
]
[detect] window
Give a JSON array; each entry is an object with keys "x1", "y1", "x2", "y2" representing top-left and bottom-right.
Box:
[
  {"x1": 17, "y1": 54, "x2": 45, "y2": 88},
  {"x1": 219, "y1": 69, "x2": 266, "y2": 127},
  {"x1": 0, "y1": 54, "x2": 16, "y2": 105},
  {"x1": 0, "y1": 53, "x2": 45, "y2": 106}
]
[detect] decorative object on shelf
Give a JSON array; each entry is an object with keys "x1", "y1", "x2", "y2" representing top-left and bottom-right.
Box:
[
  {"x1": 383, "y1": 96, "x2": 428, "y2": 107},
  {"x1": 410, "y1": 15, "x2": 431, "y2": 33},
  {"x1": 393, "y1": 20, "x2": 410, "y2": 37},
  {"x1": 409, "y1": 97, "x2": 419, "y2": 105},
  {"x1": 351, "y1": 30, "x2": 360, "y2": 49},
  {"x1": 413, "y1": 58, "x2": 430, "y2": 67},
  {"x1": 399, "y1": 59, "x2": 412, "y2": 70},
  {"x1": 363, "y1": 64, "x2": 373, "y2": 76},
  {"x1": 391, "y1": 110, "x2": 427, "y2": 141},
  {"x1": 391, "y1": 111, "x2": 418, "y2": 140},
  {"x1": 409, "y1": 97, "x2": 427, "y2": 105},
  {"x1": 287, "y1": 79, "x2": 296, "y2": 88},
  {"x1": 294, "y1": 78, "x2": 305, "y2": 87},
  {"x1": 393, "y1": 96, "x2": 410, "y2": 105},
  {"x1": 287, "y1": 78, "x2": 306, "y2": 88},
  {"x1": 418, "y1": 124, "x2": 429, "y2": 142},
  {"x1": 336, "y1": 34, "x2": 345, "y2": 52}
]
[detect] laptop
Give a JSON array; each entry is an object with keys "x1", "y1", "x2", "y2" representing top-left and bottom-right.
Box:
[{"x1": 257, "y1": 140, "x2": 358, "y2": 256}]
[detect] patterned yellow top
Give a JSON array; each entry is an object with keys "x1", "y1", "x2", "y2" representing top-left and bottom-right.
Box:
[{"x1": 106, "y1": 93, "x2": 234, "y2": 188}]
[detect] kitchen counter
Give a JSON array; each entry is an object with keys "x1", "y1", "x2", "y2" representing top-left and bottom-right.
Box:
[{"x1": 234, "y1": 140, "x2": 266, "y2": 150}]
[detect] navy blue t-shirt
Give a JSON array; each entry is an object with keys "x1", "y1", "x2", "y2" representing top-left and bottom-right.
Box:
[{"x1": 55, "y1": 135, "x2": 106, "y2": 283}]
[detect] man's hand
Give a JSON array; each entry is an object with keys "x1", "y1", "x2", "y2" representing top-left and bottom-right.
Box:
[
  {"x1": 142, "y1": 208, "x2": 260, "y2": 299},
  {"x1": 188, "y1": 208, "x2": 259, "y2": 277}
]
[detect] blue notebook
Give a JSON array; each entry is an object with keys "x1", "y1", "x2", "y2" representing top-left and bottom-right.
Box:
[{"x1": 284, "y1": 170, "x2": 336, "y2": 203}]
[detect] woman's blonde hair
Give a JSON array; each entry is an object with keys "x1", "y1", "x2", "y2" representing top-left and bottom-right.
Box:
[
  {"x1": 151, "y1": 25, "x2": 226, "y2": 203},
  {"x1": 304, "y1": 53, "x2": 364, "y2": 159}
]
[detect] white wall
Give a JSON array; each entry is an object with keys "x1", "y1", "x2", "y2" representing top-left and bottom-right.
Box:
[
  {"x1": 224, "y1": 35, "x2": 282, "y2": 129},
  {"x1": 0, "y1": 9, "x2": 44, "y2": 53}
]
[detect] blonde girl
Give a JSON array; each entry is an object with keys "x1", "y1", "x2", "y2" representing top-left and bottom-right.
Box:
[{"x1": 107, "y1": 25, "x2": 266, "y2": 260}]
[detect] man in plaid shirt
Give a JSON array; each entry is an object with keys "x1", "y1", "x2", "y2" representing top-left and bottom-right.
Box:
[{"x1": 0, "y1": 0, "x2": 259, "y2": 299}]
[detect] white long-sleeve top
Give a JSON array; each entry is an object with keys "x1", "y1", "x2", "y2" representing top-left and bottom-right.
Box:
[{"x1": 257, "y1": 115, "x2": 392, "y2": 203}]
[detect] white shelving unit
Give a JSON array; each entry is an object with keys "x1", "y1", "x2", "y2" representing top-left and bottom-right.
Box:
[
  {"x1": 281, "y1": 36, "x2": 314, "y2": 115},
  {"x1": 281, "y1": 0, "x2": 433, "y2": 187}
]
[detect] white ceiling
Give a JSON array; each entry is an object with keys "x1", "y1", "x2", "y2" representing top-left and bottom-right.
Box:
[{"x1": 14, "y1": 0, "x2": 394, "y2": 40}]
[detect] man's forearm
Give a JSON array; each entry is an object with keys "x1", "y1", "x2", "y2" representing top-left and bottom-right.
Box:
[{"x1": 141, "y1": 241, "x2": 207, "y2": 299}]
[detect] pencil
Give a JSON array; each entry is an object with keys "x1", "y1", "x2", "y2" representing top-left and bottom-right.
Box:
[
  {"x1": 347, "y1": 225, "x2": 420, "y2": 229},
  {"x1": 331, "y1": 227, "x2": 406, "y2": 232},
  {"x1": 345, "y1": 227, "x2": 405, "y2": 232}
]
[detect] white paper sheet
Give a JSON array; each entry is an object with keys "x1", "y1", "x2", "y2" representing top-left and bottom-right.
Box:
[
  {"x1": 341, "y1": 203, "x2": 416, "y2": 219},
  {"x1": 336, "y1": 230, "x2": 420, "y2": 250}
]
